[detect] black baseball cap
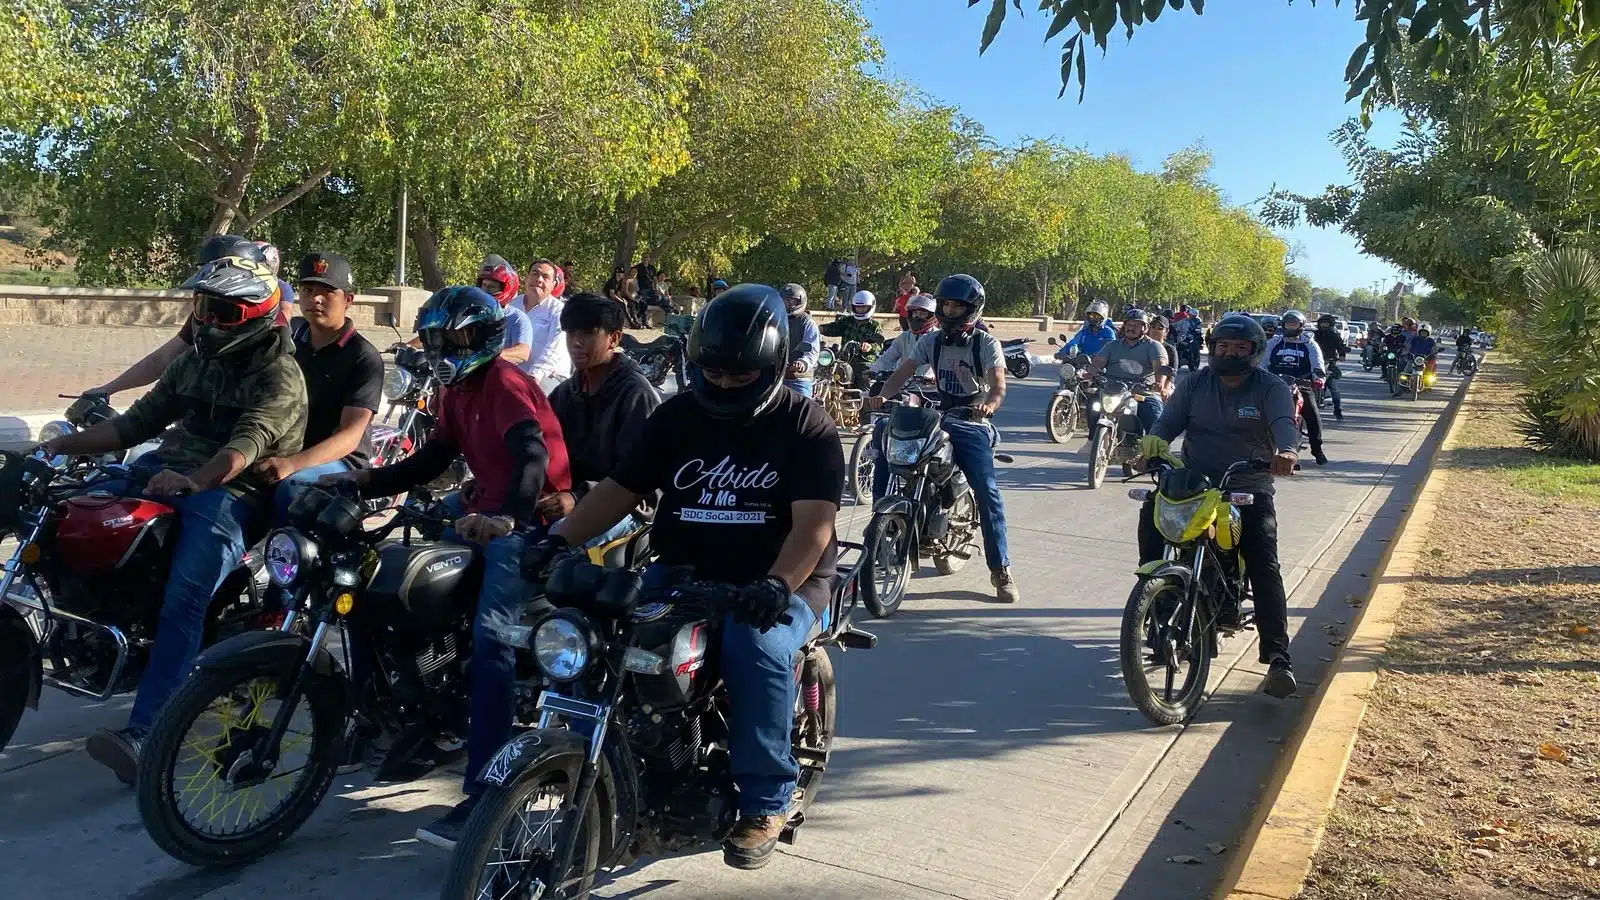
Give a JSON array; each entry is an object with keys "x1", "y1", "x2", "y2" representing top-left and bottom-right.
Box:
[{"x1": 296, "y1": 252, "x2": 355, "y2": 293}]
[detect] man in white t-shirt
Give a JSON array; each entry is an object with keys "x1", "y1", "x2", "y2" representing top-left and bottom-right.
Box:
[{"x1": 515, "y1": 258, "x2": 573, "y2": 393}]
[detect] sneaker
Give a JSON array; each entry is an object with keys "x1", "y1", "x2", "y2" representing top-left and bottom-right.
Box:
[
  {"x1": 85, "y1": 727, "x2": 146, "y2": 786},
  {"x1": 991, "y1": 568, "x2": 1021, "y2": 604},
  {"x1": 1312, "y1": 449, "x2": 1328, "y2": 466},
  {"x1": 415, "y1": 795, "x2": 480, "y2": 851},
  {"x1": 723, "y1": 814, "x2": 786, "y2": 869},
  {"x1": 1262, "y1": 655, "x2": 1297, "y2": 699}
]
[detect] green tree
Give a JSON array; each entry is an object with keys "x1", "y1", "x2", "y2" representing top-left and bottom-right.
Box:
[{"x1": 1279, "y1": 271, "x2": 1314, "y2": 311}]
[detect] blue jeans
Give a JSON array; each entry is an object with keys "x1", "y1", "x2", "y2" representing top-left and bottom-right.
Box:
[
  {"x1": 944, "y1": 416, "x2": 1009, "y2": 571},
  {"x1": 270, "y1": 459, "x2": 351, "y2": 524},
  {"x1": 642, "y1": 566, "x2": 817, "y2": 816},
  {"x1": 785, "y1": 378, "x2": 814, "y2": 398},
  {"x1": 118, "y1": 462, "x2": 261, "y2": 731},
  {"x1": 1135, "y1": 396, "x2": 1163, "y2": 436}
]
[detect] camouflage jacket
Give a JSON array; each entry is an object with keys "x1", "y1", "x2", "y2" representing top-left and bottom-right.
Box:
[
  {"x1": 818, "y1": 316, "x2": 886, "y2": 364},
  {"x1": 113, "y1": 327, "x2": 308, "y2": 496}
]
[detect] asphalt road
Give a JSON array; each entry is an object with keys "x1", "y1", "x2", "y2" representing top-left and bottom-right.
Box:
[{"x1": 0, "y1": 350, "x2": 1467, "y2": 900}]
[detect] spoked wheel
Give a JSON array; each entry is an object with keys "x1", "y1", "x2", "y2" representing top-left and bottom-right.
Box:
[
  {"x1": 847, "y1": 433, "x2": 875, "y2": 507},
  {"x1": 1119, "y1": 575, "x2": 1211, "y2": 726},
  {"x1": 137, "y1": 658, "x2": 345, "y2": 866},
  {"x1": 441, "y1": 762, "x2": 600, "y2": 900},
  {"x1": 1087, "y1": 424, "x2": 1114, "y2": 488},
  {"x1": 861, "y1": 512, "x2": 912, "y2": 618},
  {"x1": 934, "y1": 490, "x2": 978, "y2": 576},
  {"x1": 1046, "y1": 392, "x2": 1081, "y2": 444},
  {"x1": 791, "y1": 648, "x2": 837, "y2": 815}
]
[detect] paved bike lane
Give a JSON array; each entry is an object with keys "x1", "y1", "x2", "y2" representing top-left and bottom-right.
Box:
[{"x1": 0, "y1": 353, "x2": 1464, "y2": 900}]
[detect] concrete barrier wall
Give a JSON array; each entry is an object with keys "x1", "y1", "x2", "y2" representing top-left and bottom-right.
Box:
[{"x1": 0, "y1": 284, "x2": 410, "y2": 328}]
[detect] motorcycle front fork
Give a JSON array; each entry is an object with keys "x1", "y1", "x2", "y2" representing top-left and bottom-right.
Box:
[{"x1": 254, "y1": 612, "x2": 339, "y2": 774}]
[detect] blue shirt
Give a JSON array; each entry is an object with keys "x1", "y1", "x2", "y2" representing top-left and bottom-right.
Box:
[
  {"x1": 1060, "y1": 322, "x2": 1115, "y2": 359},
  {"x1": 503, "y1": 304, "x2": 533, "y2": 351},
  {"x1": 788, "y1": 313, "x2": 820, "y2": 377}
]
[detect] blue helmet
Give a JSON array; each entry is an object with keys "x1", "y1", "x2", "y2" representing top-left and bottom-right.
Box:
[{"x1": 415, "y1": 285, "x2": 506, "y2": 384}]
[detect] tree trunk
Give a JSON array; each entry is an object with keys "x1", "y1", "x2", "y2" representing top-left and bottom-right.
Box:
[
  {"x1": 409, "y1": 204, "x2": 446, "y2": 291},
  {"x1": 613, "y1": 191, "x2": 643, "y2": 273},
  {"x1": 1031, "y1": 260, "x2": 1050, "y2": 317},
  {"x1": 206, "y1": 165, "x2": 251, "y2": 236}
]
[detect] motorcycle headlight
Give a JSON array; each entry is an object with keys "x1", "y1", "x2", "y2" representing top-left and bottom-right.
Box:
[
  {"x1": 887, "y1": 436, "x2": 925, "y2": 466},
  {"x1": 37, "y1": 420, "x2": 73, "y2": 444},
  {"x1": 1059, "y1": 364, "x2": 1077, "y2": 385},
  {"x1": 533, "y1": 613, "x2": 595, "y2": 682},
  {"x1": 1089, "y1": 400, "x2": 1102, "y2": 413},
  {"x1": 382, "y1": 367, "x2": 413, "y2": 401},
  {"x1": 1155, "y1": 495, "x2": 1208, "y2": 544},
  {"x1": 265, "y1": 530, "x2": 315, "y2": 586}
]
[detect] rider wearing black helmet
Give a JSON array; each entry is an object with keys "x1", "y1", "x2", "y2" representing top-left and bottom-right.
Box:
[
  {"x1": 869, "y1": 274, "x2": 1020, "y2": 603},
  {"x1": 542, "y1": 283, "x2": 846, "y2": 870},
  {"x1": 779, "y1": 282, "x2": 822, "y2": 398},
  {"x1": 1313, "y1": 313, "x2": 1349, "y2": 421},
  {"x1": 1136, "y1": 313, "x2": 1301, "y2": 699}
]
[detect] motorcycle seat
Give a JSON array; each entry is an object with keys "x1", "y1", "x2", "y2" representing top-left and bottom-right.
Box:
[{"x1": 1001, "y1": 338, "x2": 1030, "y2": 348}]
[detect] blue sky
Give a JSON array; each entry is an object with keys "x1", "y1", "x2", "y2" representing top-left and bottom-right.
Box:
[{"x1": 864, "y1": 0, "x2": 1412, "y2": 295}]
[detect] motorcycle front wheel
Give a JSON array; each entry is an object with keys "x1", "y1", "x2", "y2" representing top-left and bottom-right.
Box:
[
  {"x1": 1087, "y1": 424, "x2": 1113, "y2": 488},
  {"x1": 1119, "y1": 575, "x2": 1211, "y2": 726},
  {"x1": 136, "y1": 654, "x2": 346, "y2": 866},
  {"x1": 0, "y1": 610, "x2": 38, "y2": 753},
  {"x1": 861, "y1": 512, "x2": 912, "y2": 618},
  {"x1": 847, "y1": 433, "x2": 875, "y2": 507},
  {"x1": 1045, "y1": 392, "x2": 1081, "y2": 444},
  {"x1": 441, "y1": 758, "x2": 601, "y2": 900}
]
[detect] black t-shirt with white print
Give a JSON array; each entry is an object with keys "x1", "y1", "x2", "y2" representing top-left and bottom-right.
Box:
[{"x1": 613, "y1": 388, "x2": 844, "y2": 615}]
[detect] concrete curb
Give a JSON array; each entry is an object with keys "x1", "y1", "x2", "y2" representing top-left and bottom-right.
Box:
[{"x1": 1214, "y1": 362, "x2": 1484, "y2": 900}]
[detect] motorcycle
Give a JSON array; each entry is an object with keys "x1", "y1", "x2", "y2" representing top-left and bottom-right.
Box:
[
  {"x1": 621, "y1": 313, "x2": 693, "y2": 394},
  {"x1": 1394, "y1": 353, "x2": 1431, "y2": 401},
  {"x1": 1043, "y1": 339, "x2": 1093, "y2": 444},
  {"x1": 1002, "y1": 338, "x2": 1033, "y2": 379},
  {"x1": 1279, "y1": 374, "x2": 1315, "y2": 462},
  {"x1": 375, "y1": 343, "x2": 467, "y2": 492},
  {"x1": 1362, "y1": 341, "x2": 1380, "y2": 372},
  {"x1": 1119, "y1": 458, "x2": 1270, "y2": 725},
  {"x1": 437, "y1": 552, "x2": 878, "y2": 900},
  {"x1": 1176, "y1": 330, "x2": 1203, "y2": 372},
  {"x1": 1085, "y1": 376, "x2": 1146, "y2": 489},
  {"x1": 846, "y1": 377, "x2": 935, "y2": 509},
  {"x1": 0, "y1": 448, "x2": 269, "y2": 753},
  {"x1": 814, "y1": 344, "x2": 866, "y2": 434},
  {"x1": 135, "y1": 485, "x2": 475, "y2": 866},
  {"x1": 1381, "y1": 348, "x2": 1402, "y2": 395},
  {"x1": 1451, "y1": 347, "x2": 1478, "y2": 376},
  {"x1": 1316, "y1": 363, "x2": 1340, "y2": 410},
  {"x1": 858, "y1": 400, "x2": 1010, "y2": 618}
]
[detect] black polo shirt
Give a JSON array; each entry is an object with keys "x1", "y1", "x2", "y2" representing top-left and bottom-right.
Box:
[{"x1": 290, "y1": 317, "x2": 384, "y2": 468}]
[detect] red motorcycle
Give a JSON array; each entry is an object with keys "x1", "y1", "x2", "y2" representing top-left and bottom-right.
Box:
[{"x1": 0, "y1": 447, "x2": 269, "y2": 752}]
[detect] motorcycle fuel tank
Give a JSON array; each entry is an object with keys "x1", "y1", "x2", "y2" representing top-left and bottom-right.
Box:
[{"x1": 54, "y1": 495, "x2": 175, "y2": 571}]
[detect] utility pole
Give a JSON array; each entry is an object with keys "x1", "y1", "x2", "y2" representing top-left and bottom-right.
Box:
[{"x1": 394, "y1": 179, "x2": 408, "y2": 286}]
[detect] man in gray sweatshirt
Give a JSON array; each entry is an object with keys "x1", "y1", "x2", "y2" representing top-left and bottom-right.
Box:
[{"x1": 1136, "y1": 314, "x2": 1301, "y2": 699}]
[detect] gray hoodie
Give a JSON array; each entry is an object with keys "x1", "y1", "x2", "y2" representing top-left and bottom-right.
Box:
[
  {"x1": 548, "y1": 354, "x2": 661, "y2": 498},
  {"x1": 1151, "y1": 367, "x2": 1299, "y2": 495}
]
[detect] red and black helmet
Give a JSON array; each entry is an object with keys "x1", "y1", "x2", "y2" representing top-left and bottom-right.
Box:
[{"x1": 477, "y1": 254, "x2": 522, "y2": 307}]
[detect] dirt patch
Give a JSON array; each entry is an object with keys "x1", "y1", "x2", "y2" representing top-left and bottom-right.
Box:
[{"x1": 1300, "y1": 359, "x2": 1600, "y2": 900}]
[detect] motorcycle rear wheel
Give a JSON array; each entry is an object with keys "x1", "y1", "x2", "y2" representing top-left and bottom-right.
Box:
[
  {"x1": 847, "y1": 433, "x2": 874, "y2": 507},
  {"x1": 792, "y1": 647, "x2": 837, "y2": 815},
  {"x1": 1087, "y1": 424, "x2": 1113, "y2": 488},
  {"x1": 933, "y1": 490, "x2": 978, "y2": 576},
  {"x1": 861, "y1": 512, "x2": 912, "y2": 618},
  {"x1": 1119, "y1": 575, "x2": 1211, "y2": 726},
  {"x1": 441, "y1": 759, "x2": 601, "y2": 900},
  {"x1": 1008, "y1": 356, "x2": 1031, "y2": 379},
  {"x1": 137, "y1": 655, "x2": 345, "y2": 867},
  {"x1": 1045, "y1": 392, "x2": 1081, "y2": 444}
]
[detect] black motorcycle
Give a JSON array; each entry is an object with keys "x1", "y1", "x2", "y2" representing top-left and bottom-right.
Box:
[
  {"x1": 859, "y1": 400, "x2": 1010, "y2": 618},
  {"x1": 374, "y1": 344, "x2": 466, "y2": 491},
  {"x1": 1002, "y1": 337, "x2": 1033, "y2": 379},
  {"x1": 1175, "y1": 329, "x2": 1203, "y2": 372},
  {"x1": 437, "y1": 553, "x2": 877, "y2": 900},
  {"x1": 1380, "y1": 348, "x2": 1402, "y2": 395},
  {"x1": 621, "y1": 314, "x2": 693, "y2": 393},
  {"x1": 135, "y1": 485, "x2": 477, "y2": 866}
]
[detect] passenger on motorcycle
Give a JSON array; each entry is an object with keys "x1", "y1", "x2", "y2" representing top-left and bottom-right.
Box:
[
  {"x1": 780, "y1": 282, "x2": 822, "y2": 398},
  {"x1": 1313, "y1": 313, "x2": 1349, "y2": 421},
  {"x1": 543, "y1": 291, "x2": 661, "y2": 532},
  {"x1": 820, "y1": 290, "x2": 887, "y2": 384},
  {"x1": 43, "y1": 254, "x2": 308, "y2": 783},
  {"x1": 1146, "y1": 315, "x2": 1180, "y2": 399},
  {"x1": 870, "y1": 293, "x2": 938, "y2": 381},
  {"x1": 256, "y1": 252, "x2": 386, "y2": 522},
  {"x1": 892, "y1": 270, "x2": 919, "y2": 330},
  {"x1": 1055, "y1": 299, "x2": 1116, "y2": 364},
  {"x1": 1087, "y1": 309, "x2": 1169, "y2": 435},
  {"x1": 868, "y1": 274, "x2": 1021, "y2": 604},
  {"x1": 1138, "y1": 313, "x2": 1301, "y2": 699},
  {"x1": 1260, "y1": 310, "x2": 1328, "y2": 466},
  {"x1": 83, "y1": 235, "x2": 295, "y2": 402},
  {"x1": 532, "y1": 284, "x2": 845, "y2": 869},
  {"x1": 324, "y1": 285, "x2": 573, "y2": 847},
  {"x1": 513, "y1": 259, "x2": 573, "y2": 393}
]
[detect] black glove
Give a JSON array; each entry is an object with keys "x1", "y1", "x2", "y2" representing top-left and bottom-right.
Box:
[
  {"x1": 735, "y1": 575, "x2": 793, "y2": 632},
  {"x1": 65, "y1": 390, "x2": 109, "y2": 426},
  {"x1": 521, "y1": 534, "x2": 577, "y2": 582}
]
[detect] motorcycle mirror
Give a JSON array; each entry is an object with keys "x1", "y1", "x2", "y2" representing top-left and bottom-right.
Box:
[{"x1": 1047, "y1": 337, "x2": 1057, "y2": 345}]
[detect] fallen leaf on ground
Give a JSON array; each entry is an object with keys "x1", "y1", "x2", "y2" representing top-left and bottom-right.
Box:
[
  {"x1": 1537, "y1": 742, "x2": 1572, "y2": 763},
  {"x1": 1166, "y1": 855, "x2": 1202, "y2": 865},
  {"x1": 1206, "y1": 842, "x2": 1227, "y2": 855},
  {"x1": 1468, "y1": 847, "x2": 1495, "y2": 859},
  {"x1": 1505, "y1": 673, "x2": 1545, "y2": 687},
  {"x1": 1571, "y1": 623, "x2": 1592, "y2": 637}
]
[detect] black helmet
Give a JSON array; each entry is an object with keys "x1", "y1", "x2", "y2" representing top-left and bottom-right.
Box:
[
  {"x1": 1317, "y1": 313, "x2": 1336, "y2": 328},
  {"x1": 779, "y1": 283, "x2": 808, "y2": 313},
  {"x1": 181, "y1": 255, "x2": 282, "y2": 358},
  {"x1": 196, "y1": 234, "x2": 267, "y2": 266},
  {"x1": 414, "y1": 285, "x2": 507, "y2": 384},
  {"x1": 933, "y1": 274, "x2": 985, "y2": 339},
  {"x1": 686, "y1": 283, "x2": 789, "y2": 420},
  {"x1": 1123, "y1": 308, "x2": 1147, "y2": 323},
  {"x1": 1207, "y1": 313, "x2": 1267, "y2": 376}
]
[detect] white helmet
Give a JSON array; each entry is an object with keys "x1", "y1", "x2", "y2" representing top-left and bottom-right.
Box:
[
  {"x1": 906, "y1": 292, "x2": 938, "y2": 332},
  {"x1": 253, "y1": 241, "x2": 281, "y2": 276},
  {"x1": 850, "y1": 290, "x2": 876, "y2": 320}
]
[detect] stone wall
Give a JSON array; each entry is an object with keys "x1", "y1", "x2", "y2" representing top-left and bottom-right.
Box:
[{"x1": 0, "y1": 284, "x2": 412, "y2": 328}]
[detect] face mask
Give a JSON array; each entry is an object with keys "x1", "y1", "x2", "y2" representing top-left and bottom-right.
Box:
[
  {"x1": 1211, "y1": 353, "x2": 1254, "y2": 375},
  {"x1": 690, "y1": 367, "x2": 778, "y2": 419}
]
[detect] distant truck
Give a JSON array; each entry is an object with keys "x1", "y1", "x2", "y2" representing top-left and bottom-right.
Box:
[{"x1": 1350, "y1": 305, "x2": 1380, "y2": 324}]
